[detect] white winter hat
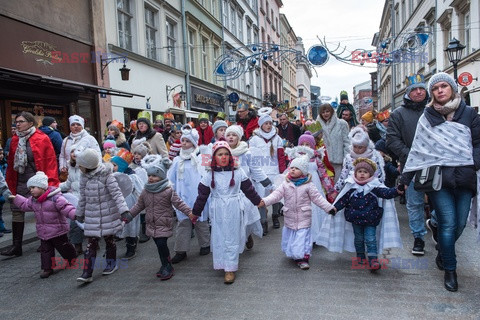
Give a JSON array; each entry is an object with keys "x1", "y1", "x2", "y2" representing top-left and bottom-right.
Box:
[
  {"x1": 76, "y1": 148, "x2": 100, "y2": 169},
  {"x1": 258, "y1": 114, "x2": 273, "y2": 128},
  {"x1": 289, "y1": 156, "x2": 309, "y2": 176},
  {"x1": 225, "y1": 125, "x2": 244, "y2": 139},
  {"x1": 69, "y1": 115, "x2": 85, "y2": 128},
  {"x1": 349, "y1": 126, "x2": 370, "y2": 147},
  {"x1": 141, "y1": 155, "x2": 172, "y2": 179},
  {"x1": 180, "y1": 124, "x2": 199, "y2": 148},
  {"x1": 131, "y1": 138, "x2": 152, "y2": 157},
  {"x1": 27, "y1": 171, "x2": 48, "y2": 190},
  {"x1": 212, "y1": 120, "x2": 228, "y2": 134}
]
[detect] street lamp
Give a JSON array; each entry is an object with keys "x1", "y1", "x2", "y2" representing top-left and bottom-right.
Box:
[
  {"x1": 101, "y1": 55, "x2": 130, "y2": 80},
  {"x1": 445, "y1": 38, "x2": 466, "y2": 83},
  {"x1": 166, "y1": 84, "x2": 186, "y2": 102}
]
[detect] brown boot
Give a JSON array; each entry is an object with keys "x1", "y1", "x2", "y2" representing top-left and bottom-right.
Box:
[
  {"x1": 0, "y1": 221, "x2": 24, "y2": 257},
  {"x1": 224, "y1": 272, "x2": 235, "y2": 284}
]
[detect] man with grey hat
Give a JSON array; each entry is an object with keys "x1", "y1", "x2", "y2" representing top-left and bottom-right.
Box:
[{"x1": 386, "y1": 74, "x2": 437, "y2": 257}]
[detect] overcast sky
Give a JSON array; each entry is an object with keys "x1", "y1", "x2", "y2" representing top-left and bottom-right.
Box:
[{"x1": 281, "y1": 0, "x2": 385, "y2": 103}]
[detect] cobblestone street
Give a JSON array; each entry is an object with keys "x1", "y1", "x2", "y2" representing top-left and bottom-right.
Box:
[{"x1": 0, "y1": 201, "x2": 479, "y2": 319}]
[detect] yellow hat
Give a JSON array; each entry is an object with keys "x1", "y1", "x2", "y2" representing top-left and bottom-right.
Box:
[
  {"x1": 361, "y1": 111, "x2": 374, "y2": 123},
  {"x1": 155, "y1": 114, "x2": 164, "y2": 122},
  {"x1": 198, "y1": 112, "x2": 209, "y2": 121},
  {"x1": 216, "y1": 111, "x2": 226, "y2": 120},
  {"x1": 137, "y1": 111, "x2": 151, "y2": 121}
]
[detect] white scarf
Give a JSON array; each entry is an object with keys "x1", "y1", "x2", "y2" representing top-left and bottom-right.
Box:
[
  {"x1": 334, "y1": 175, "x2": 383, "y2": 205},
  {"x1": 254, "y1": 127, "x2": 276, "y2": 140},
  {"x1": 69, "y1": 129, "x2": 88, "y2": 143},
  {"x1": 178, "y1": 147, "x2": 200, "y2": 179},
  {"x1": 350, "y1": 141, "x2": 374, "y2": 160},
  {"x1": 230, "y1": 141, "x2": 249, "y2": 157},
  {"x1": 403, "y1": 114, "x2": 474, "y2": 173},
  {"x1": 14, "y1": 126, "x2": 36, "y2": 174}
]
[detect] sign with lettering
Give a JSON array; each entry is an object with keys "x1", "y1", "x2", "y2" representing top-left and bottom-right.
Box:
[{"x1": 191, "y1": 87, "x2": 224, "y2": 112}]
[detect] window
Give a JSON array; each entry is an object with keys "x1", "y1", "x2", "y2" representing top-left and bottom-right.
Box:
[
  {"x1": 266, "y1": 2, "x2": 269, "y2": 21},
  {"x1": 238, "y1": 14, "x2": 243, "y2": 41},
  {"x1": 145, "y1": 6, "x2": 157, "y2": 60},
  {"x1": 428, "y1": 21, "x2": 435, "y2": 62},
  {"x1": 188, "y1": 29, "x2": 196, "y2": 76},
  {"x1": 409, "y1": 0, "x2": 414, "y2": 15},
  {"x1": 299, "y1": 88, "x2": 304, "y2": 97},
  {"x1": 230, "y1": 5, "x2": 236, "y2": 36},
  {"x1": 246, "y1": 21, "x2": 252, "y2": 44},
  {"x1": 166, "y1": 19, "x2": 177, "y2": 67},
  {"x1": 254, "y1": 28, "x2": 259, "y2": 44},
  {"x1": 117, "y1": 0, "x2": 133, "y2": 50},
  {"x1": 464, "y1": 12, "x2": 471, "y2": 54},
  {"x1": 222, "y1": 1, "x2": 228, "y2": 26},
  {"x1": 401, "y1": 0, "x2": 406, "y2": 28},
  {"x1": 211, "y1": 0, "x2": 217, "y2": 18},
  {"x1": 395, "y1": 8, "x2": 399, "y2": 34},
  {"x1": 256, "y1": 71, "x2": 261, "y2": 98},
  {"x1": 202, "y1": 37, "x2": 208, "y2": 80},
  {"x1": 213, "y1": 44, "x2": 220, "y2": 84}
]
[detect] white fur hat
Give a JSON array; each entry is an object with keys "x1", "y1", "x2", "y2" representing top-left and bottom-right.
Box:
[
  {"x1": 225, "y1": 125, "x2": 244, "y2": 139},
  {"x1": 349, "y1": 126, "x2": 370, "y2": 147},
  {"x1": 69, "y1": 115, "x2": 85, "y2": 128},
  {"x1": 76, "y1": 148, "x2": 100, "y2": 169},
  {"x1": 180, "y1": 125, "x2": 199, "y2": 148},
  {"x1": 27, "y1": 171, "x2": 48, "y2": 190},
  {"x1": 289, "y1": 156, "x2": 309, "y2": 176},
  {"x1": 141, "y1": 155, "x2": 172, "y2": 179},
  {"x1": 131, "y1": 138, "x2": 151, "y2": 157}
]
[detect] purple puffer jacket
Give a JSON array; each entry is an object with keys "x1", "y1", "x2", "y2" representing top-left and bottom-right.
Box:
[{"x1": 13, "y1": 187, "x2": 75, "y2": 241}]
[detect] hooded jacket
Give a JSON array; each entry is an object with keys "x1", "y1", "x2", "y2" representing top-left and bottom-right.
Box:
[{"x1": 39, "y1": 125, "x2": 63, "y2": 157}]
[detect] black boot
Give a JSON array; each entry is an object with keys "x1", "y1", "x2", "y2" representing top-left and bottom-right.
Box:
[
  {"x1": 368, "y1": 256, "x2": 381, "y2": 272},
  {"x1": 139, "y1": 216, "x2": 150, "y2": 243},
  {"x1": 171, "y1": 251, "x2": 187, "y2": 264},
  {"x1": 158, "y1": 263, "x2": 175, "y2": 280},
  {"x1": 77, "y1": 241, "x2": 97, "y2": 283},
  {"x1": 272, "y1": 214, "x2": 280, "y2": 229},
  {"x1": 262, "y1": 221, "x2": 268, "y2": 236},
  {"x1": 122, "y1": 237, "x2": 137, "y2": 260},
  {"x1": 435, "y1": 244, "x2": 444, "y2": 270},
  {"x1": 444, "y1": 270, "x2": 458, "y2": 292},
  {"x1": 0, "y1": 221, "x2": 24, "y2": 257},
  {"x1": 102, "y1": 240, "x2": 118, "y2": 275}
]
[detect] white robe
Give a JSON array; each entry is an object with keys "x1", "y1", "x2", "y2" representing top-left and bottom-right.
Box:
[{"x1": 121, "y1": 169, "x2": 147, "y2": 238}]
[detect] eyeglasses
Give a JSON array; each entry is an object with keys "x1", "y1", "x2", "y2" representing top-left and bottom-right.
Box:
[{"x1": 15, "y1": 120, "x2": 27, "y2": 124}]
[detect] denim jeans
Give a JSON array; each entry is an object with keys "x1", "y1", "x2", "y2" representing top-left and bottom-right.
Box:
[
  {"x1": 428, "y1": 188, "x2": 473, "y2": 271},
  {"x1": 406, "y1": 180, "x2": 428, "y2": 239},
  {"x1": 352, "y1": 224, "x2": 377, "y2": 256}
]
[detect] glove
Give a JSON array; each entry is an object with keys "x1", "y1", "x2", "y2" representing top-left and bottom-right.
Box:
[
  {"x1": 397, "y1": 184, "x2": 405, "y2": 192},
  {"x1": 121, "y1": 211, "x2": 133, "y2": 223},
  {"x1": 76, "y1": 215, "x2": 85, "y2": 223},
  {"x1": 328, "y1": 209, "x2": 337, "y2": 216}
]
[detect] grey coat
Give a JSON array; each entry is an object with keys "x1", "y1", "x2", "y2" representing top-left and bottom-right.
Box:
[
  {"x1": 386, "y1": 95, "x2": 427, "y2": 166},
  {"x1": 76, "y1": 163, "x2": 129, "y2": 237}
]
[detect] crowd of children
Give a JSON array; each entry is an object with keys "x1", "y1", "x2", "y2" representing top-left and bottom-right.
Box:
[{"x1": 0, "y1": 109, "x2": 407, "y2": 286}]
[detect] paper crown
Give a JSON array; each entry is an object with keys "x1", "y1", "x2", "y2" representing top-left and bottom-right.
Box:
[
  {"x1": 216, "y1": 111, "x2": 226, "y2": 120},
  {"x1": 137, "y1": 111, "x2": 151, "y2": 121},
  {"x1": 155, "y1": 114, "x2": 164, "y2": 122},
  {"x1": 305, "y1": 121, "x2": 322, "y2": 134},
  {"x1": 377, "y1": 110, "x2": 390, "y2": 122},
  {"x1": 163, "y1": 112, "x2": 175, "y2": 120},
  {"x1": 110, "y1": 120, "x2": 125, "y2": 133},
  {"x1": 116, "y1": 148, "x2": 134, "y2": 164},
  {"x1": 405, "y1": 74, "x2": 425, "y2": 86},
  {"x1": 198, "y1": 112, "x2": 209, "y2": 121}
]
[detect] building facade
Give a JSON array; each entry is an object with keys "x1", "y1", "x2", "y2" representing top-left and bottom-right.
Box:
[
  {"x1": 295, "y1": 37, "x2": 312, "y2": 121},
  {"x1": 279, "y1": 13, "x2": 297, "y2": 120}
]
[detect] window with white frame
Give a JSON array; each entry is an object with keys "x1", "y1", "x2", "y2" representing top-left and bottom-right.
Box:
[
  {"x1": 408, "y1": 0, "x2": 414, "y2": 15},
  {"x1": 211, "y1": 0, "x2": 217, "y2": 18},
  {"x1": 202, "y1": 37, "x2": 208, "y2": 80},
  {"x1": 246, "y1": 21, "x2": 252, "y2": 44},
  {"x1": 395, "y1": 8, "x2": 399, "y2": 35},
  {"x1": 223, "y1": 1, "x2": 229, "y2": 26},
  {"x1": 230, "y1": 5, "x2": 236, "y2": 36},
  {"x1": 254, "y1": 28, "x2": 259, "y2": 44},
  {"x1": 188, "y1": 29, "x2": 196, "y2": 76},
  {"x1": 249, "y1": 71, "x2": 254, "y2": 95},
  {"x1": 117, "y1": 0, "x2": 133, "y2": 51},
  {"x1": 213, "y1": 44, "x2": 220, "y2": 84},
  {"x1": 256, "y1": 70, "x2": 261, "y2": 98},
  {"x1": 238, "y1": 13, "x2": 243, "y2": 42},
  {"x1": 266, "y1": 2, "x2": 269, "y2": 20},
  {"x1": 401, "y1": 0, "x2": 406, "y2": 28},
  {"x1": 145, "y1": 6, "x2": 157, "y2": 60},
  {"x1": 166, "y1": 19, "x2": 177, "y2": 67},
  {"x1": 464, "y1": 12, "x2": 471, "y2": 54}
]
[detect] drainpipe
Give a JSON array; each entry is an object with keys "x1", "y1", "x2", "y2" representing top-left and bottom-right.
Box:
[{"x1": 181, "y1": 0, "x2": 191, "y2": 111}]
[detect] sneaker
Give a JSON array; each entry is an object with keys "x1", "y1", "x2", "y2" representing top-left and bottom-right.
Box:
[
  {"x1": 122, "y1": 250, "x2": 136, "y2": 260},
  {"x1": 297, "y1": 261, "x2": 310, "y2": 270},
  {"x1": 40, "y1": 269, "x2": 53, "y2": 279},
  {"x1": 426, "y1": 219, "x2": 438, "y2": 244},
  {"x1": 157, "y1": 264, "x2": 175, "y2": 281},
  {"x1": 171, "y1": 252, "x2": 187, "y2": 264},
  {"x1": 245, "y1": 235, "x2": 254, "y2": 250},
  {"x1": 102, "y1": 264, "x2": 118, "y2": 275},
  {"x1": 412, "y1": 238, "x2": 425, "y2": 255},
  {"x1": 199, "y1": 246, "x2": 210, "y2": 256}
]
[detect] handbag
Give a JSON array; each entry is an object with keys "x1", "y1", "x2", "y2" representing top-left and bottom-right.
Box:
[{"x1": 413, "y1": 165, "x2": 442, "y2": 192}]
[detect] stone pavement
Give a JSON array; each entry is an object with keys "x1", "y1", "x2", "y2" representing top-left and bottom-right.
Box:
[{"x1": 0, "y1": 200, "x2": 479, "y2": 320}]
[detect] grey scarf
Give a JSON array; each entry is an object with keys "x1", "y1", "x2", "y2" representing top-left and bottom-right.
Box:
[
  {"x1": 144, "y1": 178, "x2": 170, "y2": 193},
  {"x1": 14, "y1": 126, "x2": 36, "y2": 174}
]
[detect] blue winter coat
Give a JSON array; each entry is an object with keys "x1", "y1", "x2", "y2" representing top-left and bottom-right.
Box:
[{"x1": 39, "y1": 125, "x2": 63, "y2": 157}]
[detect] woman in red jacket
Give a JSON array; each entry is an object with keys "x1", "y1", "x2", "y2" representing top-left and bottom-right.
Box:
[{"x1": 1, "y1": 112, "x2": 59, "y2": 257}]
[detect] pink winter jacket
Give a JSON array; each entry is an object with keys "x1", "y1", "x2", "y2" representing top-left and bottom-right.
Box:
[
  {"x1": 13, "y1": 187, "x2": 75, "y2": 241},
  {"x1": 263, "y1": 175, "x2": 335, "y2": 230}
]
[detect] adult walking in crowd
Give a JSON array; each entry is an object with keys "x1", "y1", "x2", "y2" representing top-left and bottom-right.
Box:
[
  {"x1": 133, "y1": 116, "x2": 168, "y2": 157},
  {"x1": 106, "y1": 120, "x2": 130, "y2": 150},
  {"x1": 336, "y1": 90, "x2": 358, "y2": 129},
  {"x1": 235, "y1": 105, "x2": 258, "y2": 140},
  {"x1": 317, "y1": 103, "x2": 351, "y2": 182},
  {"x1": 400, "y1": 72, "x2": 480, "y2": 292},
  {"x1": 277, "y1": 113, "x2": 301, "y2": 146},
  {"x1": 1, "y1": 112, "x2": 59, "y2": 257},
  {"x1": 59, "y1": 115, "x2": 101, "y2": 175},
  {"x1": 38, "y1": 117, "x2": 63, "y2": 159},
  {"x1": 386, "y1": 76, "x2": 433, "y2": 256}
]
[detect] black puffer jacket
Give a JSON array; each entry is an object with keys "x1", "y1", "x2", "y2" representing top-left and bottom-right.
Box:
[
  {"x1": 401, "y1": 100, "x2": 480, "y2": 193},
  {"x1": 386, "y1": 95, "x2": 428, "y2": 166}
]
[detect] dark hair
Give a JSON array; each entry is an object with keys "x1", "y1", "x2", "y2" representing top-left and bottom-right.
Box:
[{"x1": 15, "y1": 112, "x2": 36, "y2": 128}]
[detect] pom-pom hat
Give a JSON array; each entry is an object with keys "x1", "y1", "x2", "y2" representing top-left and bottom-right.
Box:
[
  {"x1": 289, "y1": 156, "x2": 309, "y2": 176},
  {"x1": 27, "y1": 171, "x2": 49, "y2": 190}
]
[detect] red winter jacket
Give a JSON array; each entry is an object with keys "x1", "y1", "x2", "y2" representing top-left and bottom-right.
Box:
[
  {"x1": 241, "y1": 117, "x2": 259, "y2": 140},
  {"x1": 6, "y1": 129, "x2": 59, "y2": 194}
]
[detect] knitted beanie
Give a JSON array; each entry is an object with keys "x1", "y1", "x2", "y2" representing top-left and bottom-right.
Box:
[
  {"x1": 374, "y1": 139, "x2": 388, "y2": 154},
  {"x1": 103, "y1": 139, "x2": 116, "y2": 149},
  {"x1": 361, "y1": 111, "x2": 374, "y2": 123},
  {"x1": 258, "y1": 114, "x2": 273, "y2": 127},
  {"x1": 180, "y1": 125, "x2": 199, "y2": 148},
  {"x1": 137, "y1": 117, "x2": 151, "y2": 129},
  {"x1": 428, "y1": 72, "x2": 458, "y2": 97},
  {"x1": 212, "y1": 120, "x2": 228, "y2": 134},
  {"x1": 289, "y1": 156, "x2": 309, "y2": 176},
  {"x1": 210, "y1": 139, "x2": 234, "y2": 188},
  {"x1": 69, "y1": 115, "x2": 85, "y2": 128},
  {"x1": 77, "y1": 148, "x2": 100, "y2": 169},
  {"x1": 131, "y1": 138, "x2": 151, "y2": 157},
  {"x1": 405, "y1": 82, "x2": 427, "y2": 97},
  {"x1": 42, "y1": 116, "x2": 55, "y2": 127},
  {"x1": 111, "y1": 156, "x2": 129, "y2": 173},
  {"x1": 298, "y1": 131, "x2": 316, "y2": 149},
  {"x1": 349, "y1": 126, "x2": 370, "y2": 147},
  {"x1": 353, "y1": 157, "x2": 377, "y2": 176},
  {"x1": 27, "y1": 171, "x2": 48, "y2": 190},
  {"x1": 225, "y1": 125, "x2": 244, "y2": 139},
  {"x1": 141, "y1": 155, "x2": 171, "y2": 179}
]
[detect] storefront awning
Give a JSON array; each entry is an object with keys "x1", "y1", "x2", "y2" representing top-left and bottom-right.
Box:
[{"x1": 0, "y1": 67, "x2": 144, "y2": 98}]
